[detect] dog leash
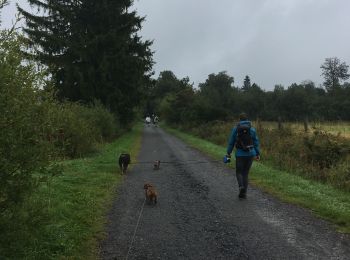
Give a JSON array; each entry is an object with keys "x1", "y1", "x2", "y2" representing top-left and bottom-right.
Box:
[
  {"x1": 125, "y1": 197, "x2": 146, "y2": 260},
  {"x1": 130, "y1": 159, "x2": 222, "y2": 165}
]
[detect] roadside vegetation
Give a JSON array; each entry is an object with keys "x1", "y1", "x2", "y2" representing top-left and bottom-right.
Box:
[
  {"x1": 165, "y1": 126, "x2": 350, "y2": 233},
  {"x1": 1, "y1": 1, "x2": 151, "y2": 258},
  {"x1": 173, "y1": 121, "x2": 350, "y2": 191},
  {"x1": 255, "y1": 121, "x2": 350, "y2": 138},
  {"x1": 0, "y1": 125, "x2": 142, "y2": 259},
  {"x1": 0, "y1": 29, "x2": 121, "y2": 224}
]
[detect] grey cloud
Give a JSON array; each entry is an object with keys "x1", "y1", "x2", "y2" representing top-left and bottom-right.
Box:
[
  {"x1": 2, "y1": 0, "x2": 349, "y2": 90},
  {"x1": 135, "y1": 0, "x2": 350, "y2": 89}
]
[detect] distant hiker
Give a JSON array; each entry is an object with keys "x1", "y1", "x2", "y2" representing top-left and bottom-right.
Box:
[
  {"x1": 226, "y1": 113, "x2": 260, "y2": 199},
  {"x1": 154, "y1": 115, "x2": 159, "y2": 126},
  {"x1": 145, "y1": 116, "x2": 151, "y2": 126}
]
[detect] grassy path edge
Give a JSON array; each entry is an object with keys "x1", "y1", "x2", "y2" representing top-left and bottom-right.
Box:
[
  {"x1": 164, "y1": 126, "x2": 350, "y2": 233},
  {"x1": 54, "y1": 124, "x2": 144, "y2": 259},
  {"x1": 1, "y1": 124, "x2": 144, "y2": 259}
]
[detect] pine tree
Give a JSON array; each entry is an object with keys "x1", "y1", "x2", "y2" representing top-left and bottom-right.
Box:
[
  {"x1": 19, "y1": 0, "x2": 153, "y2": 124},
  {"x1": 242, "y1": 75, "x2": 251, "y2": 91}
]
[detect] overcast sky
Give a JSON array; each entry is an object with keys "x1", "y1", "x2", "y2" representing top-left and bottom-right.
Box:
[{"x1": 2, "y1": 0, "x2": 350, "y2": 90}]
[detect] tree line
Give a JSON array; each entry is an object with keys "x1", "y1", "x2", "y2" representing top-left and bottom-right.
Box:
[{"x1": 149, "y1": 57, "x2": 350, "y2": 124}]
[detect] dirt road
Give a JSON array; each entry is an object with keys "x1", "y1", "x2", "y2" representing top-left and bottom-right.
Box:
[{"x1": 100, "y1": 126, "x2": 350, "y2": 259}]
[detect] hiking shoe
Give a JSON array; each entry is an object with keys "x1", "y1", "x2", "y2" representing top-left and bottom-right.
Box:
[{"x1": 238, "y1": 187, "x2": 246, "y2": 199}]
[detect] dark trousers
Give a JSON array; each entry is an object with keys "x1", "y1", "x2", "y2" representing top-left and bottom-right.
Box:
[{"x1": 236, "y1": 156, "x2": 254, "y2": 191}]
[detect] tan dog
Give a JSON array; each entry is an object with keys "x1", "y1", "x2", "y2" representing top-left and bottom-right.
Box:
[
  {"x1": 144, "y1": 183, "x2": 158, "y2": 204},
  {"x1": 153, "y1": 160, "x2": 160, "y2": 170}
]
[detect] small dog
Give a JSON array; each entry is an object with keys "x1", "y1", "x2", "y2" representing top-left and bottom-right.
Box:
[
  {"x1": 144, "y1": 183, "x2": 158, "y2": 204},
  {"x1": 153, "y1": 160, "x2": 160, "y2": 170},
  {"x1": 118, "y1": 153, "x2": 130, "y2": 174}
]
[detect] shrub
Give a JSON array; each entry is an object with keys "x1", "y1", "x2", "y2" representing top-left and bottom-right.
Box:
[
  {"x1": 328, "y1": 158, "x2": 350, "y2": 191},
  {"x1": 303, "y1": 130, "x2": 349, "y2": 169},
  {"x1": 48, "y1": 102, "x2": 98, "y2": 157},
  {"x1": 0, "y1": 29, "x2": 120, "y2": 211},
  {"x1": 0, "y1": 31, "x2": 57, "y2": 210},
  {"x1": 45, "y1": 100, "x2": 120, "y2": 158},
  {"x1": 80, "y1": 101, "x2": 120, "y2": 141},
  {"x1": 0, "y1": 28, "x2": 121, "y2": 257}
]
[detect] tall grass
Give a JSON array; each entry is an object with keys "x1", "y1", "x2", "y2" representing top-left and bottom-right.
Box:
[{"x1": 258, "y1": 121, "x2": 350, "y2": 138}]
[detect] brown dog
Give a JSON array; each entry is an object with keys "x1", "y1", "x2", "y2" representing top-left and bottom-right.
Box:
[
  {"x1": 143, "y1": 183, "x2": 158, "y2": 204},
  {"x1": 153, "y1": 160, "x2": 160, "y2": 170}
]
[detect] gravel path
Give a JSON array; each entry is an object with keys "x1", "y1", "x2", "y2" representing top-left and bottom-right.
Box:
[{"x1": 100, "y1": 126, "x2": 350, "y2": 260}]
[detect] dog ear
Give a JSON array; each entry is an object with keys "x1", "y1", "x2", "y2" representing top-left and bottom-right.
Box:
[{"x1": 144, "y1": 183, "x2": 149, "y2": 189}]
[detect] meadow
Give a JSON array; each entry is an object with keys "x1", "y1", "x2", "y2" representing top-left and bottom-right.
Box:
[{"x1": 258, "y1": 121, "x2": 350, "y2": 138}]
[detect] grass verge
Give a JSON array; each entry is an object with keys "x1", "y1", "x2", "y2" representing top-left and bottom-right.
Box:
[
  {"x1": 0, "y1": 124, "x2": 143, "y2": 259},
  {"x1": 164, "y1": 126, "x2": 350, "y2": 233}
]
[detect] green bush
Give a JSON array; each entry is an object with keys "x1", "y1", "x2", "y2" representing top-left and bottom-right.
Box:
[
  {"x1": 80, "y1": 101, "x2": 120, "y2": 141},
  {"x1": 47, "y1": 101, "x2": 119, "y2": 158},
  {"x1": 0, "y1": 31, "x2": 57, "y2": 210},
  {"x1": 49, "y1": 102, "x2": 99, "y2": 157},
  {"x1": 0, "y1": 28, "x2": 121, "y2": 258},
  {"x1": 328, "y1": 159, "x2": 350, "y2": 190},
  {"x1": 0, "y1": 29, "x2": 120, "y2": 212},
  {"x1": 303, "y1": 130, "x2": 349, "y2": 169}
]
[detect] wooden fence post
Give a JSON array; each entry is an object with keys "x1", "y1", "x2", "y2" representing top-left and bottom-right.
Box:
[
  {"x1": 278, "y1": 116, "x2": 282, "y2": 130},
  {"x1": 304, "y1": 117, "x2": 309, "y2": 132}
]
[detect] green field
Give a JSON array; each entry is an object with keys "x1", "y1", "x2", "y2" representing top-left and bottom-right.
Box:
[{"x1": 0, "y1": 125, "x2": 143, "y2": 259}]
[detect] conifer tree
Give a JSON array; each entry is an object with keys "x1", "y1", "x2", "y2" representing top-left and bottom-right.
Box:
[
  {"x1": 19, "y1": 0, "x2": 153, "y2": 124},
  {"x1": 242, "y1": 75, "x2": 251, "y2": 90}
]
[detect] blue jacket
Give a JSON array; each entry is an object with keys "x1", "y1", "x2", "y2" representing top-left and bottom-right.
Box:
[{"x1": 226, "y1": 120, "x2": 260, "y2": 157}]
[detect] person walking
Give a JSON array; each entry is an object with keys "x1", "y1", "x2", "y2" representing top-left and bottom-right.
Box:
[
  {"x1": 226, "y1": 113, "x2": 260, "y2": 199},
  {"x1": 145, "y1": 115, "x2": 151, "y2": 126}
]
